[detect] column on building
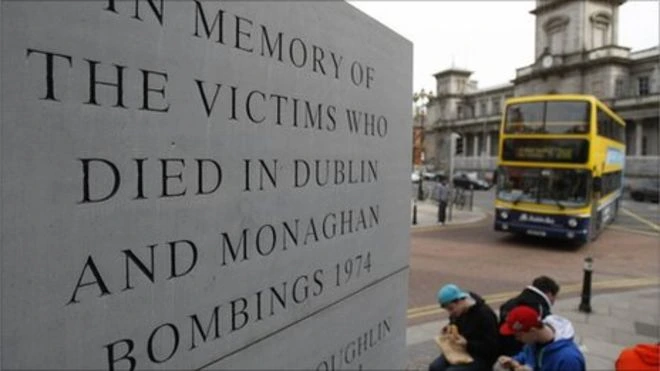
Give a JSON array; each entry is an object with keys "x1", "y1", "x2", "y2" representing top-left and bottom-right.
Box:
[
  {"x1": 473, "y1": 133, "x2": 479, "y2": 158},
  {"x1": 635, "y1": 120, "x2": 643, "y2": 156},
  {"x1": 485, "y1": 132, "x2": 492, "y2": 158},
  {"x1": 612, "y1": 5, "x2": 619, "y2": 44}
]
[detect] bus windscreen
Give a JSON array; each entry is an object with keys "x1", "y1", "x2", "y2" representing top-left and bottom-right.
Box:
[
  {"x1": 504, "y1": 101, "x2": 590, "y2": 134},
  {"x1": 496, "y1": 167, "x2": 590, "y2": 208}
]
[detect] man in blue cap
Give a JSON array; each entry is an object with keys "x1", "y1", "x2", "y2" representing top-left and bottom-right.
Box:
[{"x1": 429, "y1": 283, "x2": 500, "y2": 371}]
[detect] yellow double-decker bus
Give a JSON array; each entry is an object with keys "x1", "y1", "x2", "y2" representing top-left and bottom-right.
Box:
[{"x1": 494, "y1": 94, "x2": 625, "y2": 243}]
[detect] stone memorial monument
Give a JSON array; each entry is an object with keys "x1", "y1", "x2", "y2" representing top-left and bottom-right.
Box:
[{"x1": 0, "y1": 1, "x2": 412, "y2": 369}]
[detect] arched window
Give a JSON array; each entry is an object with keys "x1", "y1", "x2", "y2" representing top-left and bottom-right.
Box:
[
  {"x1": 543, "y1": 16, "x2": 569, "y2": 55},
  {"x1": 590, "y1": 12, "x2": 611, "y2": 49}
]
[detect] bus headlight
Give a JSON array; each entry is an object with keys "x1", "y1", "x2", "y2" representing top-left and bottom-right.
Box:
[
  {"x1": 568, "y1": 218, "x2": 578, "y2": 228},
  {"x1": 500, "y1": 211, "x2": 509, "y2": 220}
]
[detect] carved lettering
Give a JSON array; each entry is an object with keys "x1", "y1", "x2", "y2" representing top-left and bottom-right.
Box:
[
  {"x1": 220, "y1": 205, "x2": 379, "y2": 266},
  {"x1": 293, "y1": 159, "x2": 378, "y2": 188},
  {"x1": 25, "y1": 48, "x2": 73, "y2": 101},
  {"x1": 103, "y1": 268, "x2": 325, "y2": 369},
  {"x1": 69, "y1": 240, "x2": 198, "y2": 304},
  {"x1": 79, "y1": 157, "x2": 223, "y2": 204},
  {"x1": 346, "y1": 110, "x2": 388, "y2": 137},
  {"x1": 190, "y1": 2, "x2": 347, "y2": 84},
  {"x1": 104, "y1": 0, "x2": 164, "y2": 26},
  {"x1": 315, "y1": 318, "x2": 391, "y2": 370},
  {"x1": 68, "y1": 256, "x2": 111, "y2": 305}
]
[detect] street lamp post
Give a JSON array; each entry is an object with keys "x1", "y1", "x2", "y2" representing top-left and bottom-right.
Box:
[
  {"x1": 448, "y1": 132, "x2": 460, "y2": 221},
  {"x1": 413, "y1": 89, "x2": 432, "y2": 201},
  {"x1": 481, "y1": 116, "x2": 487, "y2": 179},
  {"x1": 416, "y1": 108, "x2": 425, "y2": 201}
]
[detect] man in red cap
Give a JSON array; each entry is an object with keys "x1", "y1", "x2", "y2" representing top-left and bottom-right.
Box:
[
  {"x1": 495, "y1": 305, "x2": 585, "y2": 371},
  {"x1": 498, "y1": 276, "x2": 560, "y2": 356}
]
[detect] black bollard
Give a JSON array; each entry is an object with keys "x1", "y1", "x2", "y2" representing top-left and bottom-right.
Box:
[
  {"x1": 578, "y1": 256, "x2": 593, "y2": 313},
  {"x1": 412, "y1": 200, "x2": 418, "y2": 225}
]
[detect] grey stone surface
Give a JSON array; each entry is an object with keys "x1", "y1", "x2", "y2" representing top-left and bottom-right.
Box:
[
  {"x1": 573, "y1": 323, "x2": 616, "y2": 340},
  {"x1": 612, "y1": 331, "x2": 659, "y2": 347},
  {"x1": 586, "y1": 354, "x2": 618, "y2": 370},
  {"x1": 214, "y1": 270, "x2": 409, "y2": 370},
  {"x1": 634, "y1": 321, "x2": 660, "y2": 338},
  {"x1": 406, "y1": 319, "x2": 448, "y2": 346},
  {"x1": 406, "y1": 340, "x2": 440, "y2": 371},
  {"x1": 1, "y1": 1, "x2": 412, "y2": 369},
  {"x1": 578, "y1": 337, "x2": 625, "y2": 362}
]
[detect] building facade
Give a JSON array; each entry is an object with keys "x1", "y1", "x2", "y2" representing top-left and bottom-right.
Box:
[{"x1": 420, "y1": 0, "x2": 659, "y2": 179}]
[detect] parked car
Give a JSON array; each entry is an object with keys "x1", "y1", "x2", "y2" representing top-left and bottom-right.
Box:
[
  {"x1": 452, "y1": 173, "x2": 492, "y2": 190},
  {"x1": 629, "y1": 178, "x2": 659, "y2": 203},
  {"x1": 423, "y1": 171, "x2": 447, "y2": 183}
]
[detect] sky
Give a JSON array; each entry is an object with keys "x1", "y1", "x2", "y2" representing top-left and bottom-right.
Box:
[{"x1": 348, "y1": 1, "x2": 659, "y2": 95}]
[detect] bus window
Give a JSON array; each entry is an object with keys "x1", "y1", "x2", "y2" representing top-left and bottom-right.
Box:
[
  {"x1": 505, "y1": 103, "x2": 543, "y2": 133},
  {"x1": 545, "y1": 101, "x2": 590, "y2": 134},
  {"x1": 504, "y1": 101, "x2": 589, "y2": 134}
]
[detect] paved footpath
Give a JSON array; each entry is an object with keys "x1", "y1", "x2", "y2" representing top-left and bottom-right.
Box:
[
  {"x1": 408, "y1": 200, "x2": 659, "y2": 370},
  {"x1": 406, "y1": 286, "x2": 660, "y2": 370}
]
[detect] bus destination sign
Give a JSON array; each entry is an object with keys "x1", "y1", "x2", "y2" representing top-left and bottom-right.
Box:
[{"x1": 502, "y1": 139, "x2": 589, "y2": 163}]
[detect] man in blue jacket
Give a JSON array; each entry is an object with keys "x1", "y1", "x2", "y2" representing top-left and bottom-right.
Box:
[
  {"x1": 498, "y1": 276, "x2": 560, "y2": 356},
  {"x1": 496, "y1": 305, "x2": 585, "y2": 371}
]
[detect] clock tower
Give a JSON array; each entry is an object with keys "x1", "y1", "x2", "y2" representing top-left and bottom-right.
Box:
[
  {"x1": 514, "y1": 0, "x2": 630, "y2": 96},
  {"x1": 532, "y1": 0, "x2": 625, "y2": 60}
]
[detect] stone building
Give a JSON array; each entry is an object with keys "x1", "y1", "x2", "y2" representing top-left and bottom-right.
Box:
[{"x1": 420, "y1": 0, "x2": 659, "y2": 179}]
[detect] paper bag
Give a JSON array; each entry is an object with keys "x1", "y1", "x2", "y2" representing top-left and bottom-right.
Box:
[{"x1": 434, "y1": 325, "x2": 474, "y2": 365}]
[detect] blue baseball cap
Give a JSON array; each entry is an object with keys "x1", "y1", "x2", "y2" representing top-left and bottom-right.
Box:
[{"x1": 437, "y1": 284, "x2": 468, "y2": 306}]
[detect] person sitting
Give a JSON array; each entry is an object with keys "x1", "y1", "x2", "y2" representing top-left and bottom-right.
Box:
[
  {"x1": 429, "y1": 284, "x2": 499, "y2": 371},
  {"x1": 498, "y1": 276, "x2": 560, "y2": 356},
  {"x1": 496, "y1": 305, "x2": 585, "y2": 371}
]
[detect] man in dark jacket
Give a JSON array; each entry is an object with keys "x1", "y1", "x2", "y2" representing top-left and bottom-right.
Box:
[
  {"x1": 434, "y1": 181, "x2": 449, "y2": 224},
  {"x1": 498, "y1": 276, "x2": 560, "y2": 356},
  {"x1": 429, "y1": 284, "x2": 500, "y2": 371}
]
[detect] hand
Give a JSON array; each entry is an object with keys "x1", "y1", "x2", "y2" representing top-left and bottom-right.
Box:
[
  {"x1": 497, "y1": 356, "x2": 520, "y2": 370},
  {"x1": 453, "y1": 334, "x2": 467, "y2": 346}
]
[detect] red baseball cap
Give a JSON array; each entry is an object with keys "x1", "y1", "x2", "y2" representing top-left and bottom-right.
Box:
[{"x1": 500, "y1": 306, "x2": 542, "y2": 335}]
